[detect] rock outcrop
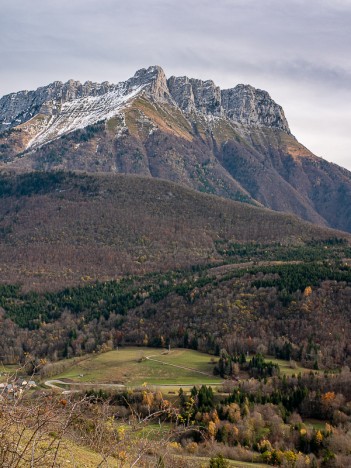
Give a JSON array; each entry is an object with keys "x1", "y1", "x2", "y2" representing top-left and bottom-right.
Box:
[
  {"x1": 168, "y1": 77, "x2": 222, "y2": 116},
  {"x1": 0, "y1": 80, "x2": 118, "y2": 132},
  {"x1": 167, "y1": 76, "x2": 197, "y2": 113},
  {"x1": 128, "y1": 66, "x2": 172, "y2": 102},
  {"x1": 221, "y1": 85, "x2": 290, "y2": 133}
]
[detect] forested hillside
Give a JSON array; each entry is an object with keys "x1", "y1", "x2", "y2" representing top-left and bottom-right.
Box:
[
  {"x1": 0, "y1": 174, "x2": 350, "y2": 467},
  {"x1": 0, "y1": 240, "x2": 350, "y2": 369},
  {"x1": 0, "y1": 171, "x2": 348, "y2": 291}
]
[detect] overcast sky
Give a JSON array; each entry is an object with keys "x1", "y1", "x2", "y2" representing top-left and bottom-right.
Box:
[{"x1": 1, "y1": 0, "x2": 350, "y2": 170}]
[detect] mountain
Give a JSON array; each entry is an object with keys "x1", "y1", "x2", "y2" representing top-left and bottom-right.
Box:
[
  {"x1": 0, "y1": 171, "x2": 350, "y2": 368},
  {"x1": 1, "y1": 65, "x2": 351, "y2": 232},
  {"x1": 0, "y1": 171, "x2": 349, "y2": 291}
]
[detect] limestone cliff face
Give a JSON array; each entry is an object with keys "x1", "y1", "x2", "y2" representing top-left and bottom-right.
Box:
[
  {"x1": 167, "y1": 74, "x2": 289, "y2": 132},
  {"x1": 128, "y1": 66, "x2": 172, "y2": 102},
  {"x1": 167, "y1": 76, "x2": 197, "y2": 113},
  {"x1": 221, "y1": 85, "x2": 290, "y2": 133},
  {"x1": 168, "y1": 75, "x2": 222, "y2": 115},
  {"x1": 0, "y1": 80, "x2": 117, "y2": 131}
]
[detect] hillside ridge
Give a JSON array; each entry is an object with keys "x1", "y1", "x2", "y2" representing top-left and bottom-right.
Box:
[{"x1": 0, "y1": 171, "x2": 349, "y2": 291}]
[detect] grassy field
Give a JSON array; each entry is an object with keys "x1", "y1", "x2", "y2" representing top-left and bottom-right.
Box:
[
  {"x1": 244, "y1": 355, "x2": 318, "y2": 377},
  {"x1": 265, "y1": 357, "x2": 319, "y2": 376},
  {"x1": 2, "y1": 350, "x2": 319, "y2": 390},
  {"x1": 49, "y1": 347, "x2": 223, "y2": 387},
  {"x1": 46, "y1": 349, "x2": 321, "y2": 392}
]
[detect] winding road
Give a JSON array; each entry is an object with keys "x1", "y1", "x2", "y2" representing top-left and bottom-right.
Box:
[{"x1": 45, "y1": 354, "x2": 223, "y2": 394}]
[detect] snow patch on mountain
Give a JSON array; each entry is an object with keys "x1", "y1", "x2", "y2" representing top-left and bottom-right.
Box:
[{"x1": 26, "y1": 84, "x2": 145, "y2": 149}]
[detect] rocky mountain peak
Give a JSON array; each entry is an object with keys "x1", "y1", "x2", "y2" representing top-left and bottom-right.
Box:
[
  {"x1": 0, "y1": 78, "x2": 118, "y2": 131},
  {"x1": 167, "y1": 76, "x2": 196, "y2": 113},
  {"x1": 128, "y1": 65, "x2": 171, "y2": 102},
  {"x1": 221, "y1": 84, "x2": 290, "y2": 133},
  {"x1": 0, "y1": 65, "x2": 290, "y2": 136},
  {"x1": 167, "y1": 76, "x2": 222, "y2": 115},
  {"x1": 189, "y1": 78, "x2": 222, "y2": 116},
  {"x1": 167, "y1": 73, "x2": 289, "y2": 132}
]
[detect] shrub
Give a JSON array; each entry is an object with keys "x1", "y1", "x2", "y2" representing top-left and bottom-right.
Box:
[{"x1": 209, "y1": 454, "x2": 229, "y2": 468}]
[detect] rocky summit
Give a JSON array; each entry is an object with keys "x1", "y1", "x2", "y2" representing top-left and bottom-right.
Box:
[
  {"x1": 0, "y1": 65, "x2": 350, "y2": 233},
  {"x1": 0, "y1": 66, "x2": 289, "y2": 138}
]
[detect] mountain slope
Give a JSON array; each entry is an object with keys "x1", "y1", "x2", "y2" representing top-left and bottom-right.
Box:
[
  {"x1": 1, "y1": 66, "x2": 350, "y2": 232},
  {"x1": 0, "y1": 171, "x2": 349, "y2": 291}
]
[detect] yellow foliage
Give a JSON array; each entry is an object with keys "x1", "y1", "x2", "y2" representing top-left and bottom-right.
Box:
[
  {"x1": 227, "y1": 402, "x2": 241, "y2": 423},
  {"x1": 211, "y1": 409, "x2": 220, "y2": 425},
  {"x1": 105, "y1": 416, "x2": 115, "y2": 433},
  {"x1": 142, "y1": 391, "x2": 154, "y2": 408},
  {"x1": 315, "y1": 430, "x2": 323, "y2": 444},
  {"x1": 208, "y1": 421, "x2": 217, "y2": 438},
  {"x1": 117, "y1": 450, "x2": 127, "y2": 461},
  {"x1": 162, "y1": 399, "x2": 170, "y2": 408},
  {"x1": 257, "y1": 438, "x2": 272, "y2": 453},
  {"x1": 284, "y1": 450, "x2": 297, "y2": 462},
  {"x1": 303, "y1": 286, "x2": 312, "y2": 297},
  {"x1": 168, "y1": 441, "x2": 181, "y2": 452},
  {"x1": 117, "y1": 426, "x2": 125, "y2": 441}
]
